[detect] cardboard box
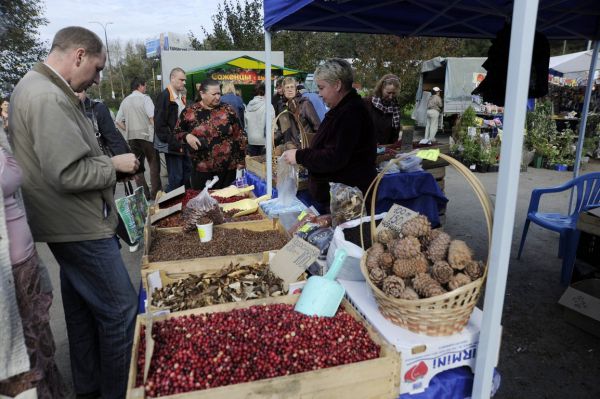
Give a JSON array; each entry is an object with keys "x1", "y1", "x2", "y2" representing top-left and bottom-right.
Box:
[
  {"x1": 340, "y1": 280, "x2": 497, "y2": 395},
  {"x1": 559, "y1": 279, "x2": 600, "y2": 338}
]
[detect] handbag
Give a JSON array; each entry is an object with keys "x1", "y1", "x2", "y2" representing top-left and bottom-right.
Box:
[{"x1": 115, "y1": 181, "x2": 149, "y2": 245}]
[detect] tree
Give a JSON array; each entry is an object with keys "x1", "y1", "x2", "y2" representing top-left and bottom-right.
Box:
[{"x1": 0, "y1": 0, "x2": 48, "y2": 94}]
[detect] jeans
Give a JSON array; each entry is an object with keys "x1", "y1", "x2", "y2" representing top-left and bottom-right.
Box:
[
  {"x1": 165, "y1": 153, "x2": 191, "y2": 192},
  {"x1": 48, "y1": 237, "x2": 137, "y2": 399}
]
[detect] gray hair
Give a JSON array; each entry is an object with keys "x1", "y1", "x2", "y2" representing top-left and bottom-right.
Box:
[
  {"x1": 170, "y1": 67, "x2": 185, "y2": 79},
  {"x1": 314, "y1": 58, "x2": 354, "y2": 91},
  {"x1": 50, "y1": 26, "x2": 104, "y2": 56}
]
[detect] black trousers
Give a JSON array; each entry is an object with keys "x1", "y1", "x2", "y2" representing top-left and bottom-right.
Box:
[{"x1": 190, "y1": 169, "x2": 237, "y2": 190}]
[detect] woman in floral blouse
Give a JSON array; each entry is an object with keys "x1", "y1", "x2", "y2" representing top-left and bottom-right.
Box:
[{"x1": 176, "y1": 79, "x2": 247, "y2": 189}]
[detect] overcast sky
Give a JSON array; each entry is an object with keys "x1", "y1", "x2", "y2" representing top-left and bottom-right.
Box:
[{"x1": 39, "y1": 0, "x2": 222, "y2": 44}]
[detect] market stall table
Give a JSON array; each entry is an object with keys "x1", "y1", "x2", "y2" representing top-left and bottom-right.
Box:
[{"x1": 245, "y1": 169, "x2": 448, "y2": 227}]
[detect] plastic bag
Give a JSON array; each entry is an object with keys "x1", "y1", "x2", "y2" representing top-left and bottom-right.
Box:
[
  {"x1": 306, "y1": 227, "x2": 334, "y2": 256},
  {"x1": 399, "y1": 155, "x2": 423, "y2": 172},
  {"x1": 276, "y1": 155, "x2": 298, "y2": 206},
  {"x1": 330, "y1": 183, "x2": 364, "y2": 228},
  {"x1": 182, "y1": 176, "x2": 224, "y2": 231}
]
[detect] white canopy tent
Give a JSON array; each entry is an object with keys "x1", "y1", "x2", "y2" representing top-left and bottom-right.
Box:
[
  {"x1": 262, "y1": 1, "x2": 600, "y2": 397},
  {"x1": 550, "y1": 49, "x2": 600, "y2": 81}
]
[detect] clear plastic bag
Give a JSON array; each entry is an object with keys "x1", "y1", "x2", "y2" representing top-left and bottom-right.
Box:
[
  {"x1": 330, "y1": 183, "x2": 364, "y2": 228},
  {"x1": 183, "y1": 176, "x2": 224, "y2": 231},
  {"x1": 276, "y1": 155, "x2": 298, "y2": 206}
]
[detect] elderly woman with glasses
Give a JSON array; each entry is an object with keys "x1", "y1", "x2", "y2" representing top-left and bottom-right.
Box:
[
  {"x1": 176, "y1": 78, "x2": 247, "y2": 189},
  {"x1": 278, "y1": 76, "x2": 320, "y2": 149},
  {"x1": 364, "y1": 74, "x2": 402, "y2": 145},
  {"x1": 282, "y1": 59, "x2": 377, "y2": 212}
]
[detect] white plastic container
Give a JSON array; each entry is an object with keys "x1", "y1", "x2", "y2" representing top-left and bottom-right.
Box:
[{"x1": 196, "y1": 222, "x2": 213, "y2": 242}]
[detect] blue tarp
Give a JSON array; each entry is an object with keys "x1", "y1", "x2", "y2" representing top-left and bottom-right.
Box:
[{"x1": 264, "y1": 0, "x2": 600, "y2": 41}]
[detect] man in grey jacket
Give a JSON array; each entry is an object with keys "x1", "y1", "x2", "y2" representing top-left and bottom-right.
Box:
[{"x1": 9, "y1": 26, "x2": 139, "y2": 399}]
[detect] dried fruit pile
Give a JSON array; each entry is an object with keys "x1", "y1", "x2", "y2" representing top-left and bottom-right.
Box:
[
  {"x1": 365, "y1": 215, "x2": 485, "y2": 299},
  {"x1": 149, "y1": 228, "x2": 288, "y2": 262},
  {"x1": 136, "y1": 304, "x2": 380, "y2": 395},
  {"x1": 223, "y1": 209, "x2": 264, "y2": 223},
  {"x1": 211, "y1": 195, "x2": 247, "y2": 203},
  {"x1": 153, "y1": 213, "x2": 183, "y2": 228},
  {"x1": 151, "y1": 263, "x2": 287, "y2": 311},
  {"x1": 159, "y1": 189, "x2": 200, "y2": 209}
]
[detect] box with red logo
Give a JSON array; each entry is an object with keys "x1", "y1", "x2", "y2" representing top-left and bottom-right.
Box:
[{"x1": 340, "y1": 279, "x2": 499, "y2": 395}]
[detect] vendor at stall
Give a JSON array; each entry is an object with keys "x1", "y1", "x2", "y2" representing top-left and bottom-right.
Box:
[
  {"x1": 282, "y1": 58, "x2": 377, "y2": 211},
  {"x1": 176, "y1": 78, "x2": 247, "y2": 189},
  {"x1": 364, "y1": 74, "x2": 402, "y2": 144}
]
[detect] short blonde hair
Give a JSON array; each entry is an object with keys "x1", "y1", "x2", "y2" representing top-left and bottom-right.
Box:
[
  {"x1": 282, "y1": 77, "x2": 297, "y2": 87},
  {"x1": 221, "y1": 81, "x2": 236, "y2": 95},
  {"x1": 373, "y1": 74, "x2": 401, "y2": 98},
  {"x1": 314, "y1": 58, "x2": 353, "y2": 91}
]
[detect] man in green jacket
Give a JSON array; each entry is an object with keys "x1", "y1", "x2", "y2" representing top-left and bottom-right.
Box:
[{"x1": 9, "y1": 26, "x2": 139, "y2": 399}]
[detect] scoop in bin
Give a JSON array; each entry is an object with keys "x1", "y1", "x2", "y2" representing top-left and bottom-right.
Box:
[{"x1": 294, "y1": 248, "x2": 347, "y2": 317}]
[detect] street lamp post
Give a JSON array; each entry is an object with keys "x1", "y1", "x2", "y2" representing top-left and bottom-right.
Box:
[{"x1": 90, "y1": 21, "x2": 115, "y2": 99}]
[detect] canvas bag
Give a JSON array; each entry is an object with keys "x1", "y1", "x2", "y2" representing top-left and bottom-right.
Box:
[{"x1": 115, "y1": 182, "x2": 148, "y2": 245}]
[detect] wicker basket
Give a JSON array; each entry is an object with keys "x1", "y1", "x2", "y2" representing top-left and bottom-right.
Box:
[{"x1": 359, "y1": 153, "x2": 494, "y2": 336}]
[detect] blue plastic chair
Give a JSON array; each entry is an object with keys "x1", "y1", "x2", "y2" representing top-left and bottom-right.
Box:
[{"x1": 517, "y1": 172, "x2": 600, "y2": 285}]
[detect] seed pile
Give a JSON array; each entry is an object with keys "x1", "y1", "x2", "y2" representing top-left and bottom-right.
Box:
[
  {"x1": 149, "y1": 228, "x2": 288, "y2": 262},
  {"x1": 151, "y1": 262, "x2": 287, "y2": 311},
  {"x1": 136, "y1": 304, "x2": 380, "y2": 395},
  {"x1": 211, "y1": 195, "x2": 247, "y2": 203},
  {"x1": 153, "y1": 213, "x2": 183, "y2": 228},
  {"x1": 223, "y1": 209, "x2": 264, "y2": 222}
]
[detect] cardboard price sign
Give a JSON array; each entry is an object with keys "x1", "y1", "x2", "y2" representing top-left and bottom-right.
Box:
[
  {"x1": 269, "y1": 236, "x2": 320, "y2": 285},
  {"x1": 376, "y1": 204, "x2": 418, "y2": 236}
]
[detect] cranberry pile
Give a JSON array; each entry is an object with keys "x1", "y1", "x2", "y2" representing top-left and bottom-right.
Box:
[{"x1": 137, "y1": 304, "x2": 380, "y2": 396}]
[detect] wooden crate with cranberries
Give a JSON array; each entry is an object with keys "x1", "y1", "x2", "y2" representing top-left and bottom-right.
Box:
[{"x1": 127, "y1": 295, "x2": 400, "y2": 399}]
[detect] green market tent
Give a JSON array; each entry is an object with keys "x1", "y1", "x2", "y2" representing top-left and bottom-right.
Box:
[{"x1": 185, "y1": 55, "x2": 307, "y2": 102}]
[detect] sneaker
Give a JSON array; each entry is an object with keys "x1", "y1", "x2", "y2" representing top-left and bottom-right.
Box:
[{"x1": 129, "y1": 242, "x2": 140, "y2": 252}]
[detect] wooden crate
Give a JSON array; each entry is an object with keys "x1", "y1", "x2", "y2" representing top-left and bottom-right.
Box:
[
  {"x1": 142, "y1": 219, "x2": 289, "y2": 270},
  {"x1": 127, "y1": 295, "x2": 400, "y2": 399}
]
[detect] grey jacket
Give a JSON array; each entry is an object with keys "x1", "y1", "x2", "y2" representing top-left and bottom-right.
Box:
[{"x1": 9, "y1": 63, "x2": 118, "y2": 242}]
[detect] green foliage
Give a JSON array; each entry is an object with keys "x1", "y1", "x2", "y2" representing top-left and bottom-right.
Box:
[
  {"x1": 454, "y1": 106, "x2": 477, "y2": 142},
  {"x1": 461, "y1": 135, "x2": 482, "y2": 165},
  {"x1": 525, "y1": 101, "x2": 557, "y2": 156},
  {"x1": 0, "y1": 0, "x2": 48, "y2": 94}
]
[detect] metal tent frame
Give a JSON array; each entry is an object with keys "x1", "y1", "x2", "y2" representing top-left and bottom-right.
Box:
[{"x1": 262, "y1": 1, "x2": 600, "y2": 397}]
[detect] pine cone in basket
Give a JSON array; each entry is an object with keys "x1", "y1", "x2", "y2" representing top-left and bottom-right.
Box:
[
  {"x1": 448, "y1": 273, "x2": 473, "y2": 291},
  {"x1": 448, "y1": 240, "x2": 473, "y2": 270},
  {"x1": 465, "y1": 260, "x2": 485, "y2": 280},
  {"x1": 425, "y1": 230, "x2": 451, "y2": 262},
  {"x1": 379, "y1": 252, "x2": 394, "y2": 273},
  {"x1": 400, "y1": 215, "x2": 431, "y2": 238},
  {"x1": 369, "y1": 267, "x2": 387, "y2": 287},
  {"x1": 366, "y1": 243, "x2": 385, "y2": 271},
  {"x1": 377, "y1": 229, "x2": 398, "y2": 246},
  {"x1": 382, "y1": 275, "x2": 405, "y2": 298},
  {"x1": 399, "y1": 286, "x2": 420, "y2": 300},
  {"x1": 412, "y1": 272, "x2": 446, "y2": 298},
  {"x1": 430, "y1": 260, "x2": 454, "y2": 285},
  {"x1": 390, "y1": 236, "x2": 421, "y2": 260},
  {"x1": 420, "y1": 228, "x2": 442, "y2": 248},
  {"x1": 392, "y1": 255, "x2": 428, "y2": 279}
]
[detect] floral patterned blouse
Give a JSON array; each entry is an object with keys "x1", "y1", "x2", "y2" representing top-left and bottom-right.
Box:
[{"x1": 175, "y1": 102, "x2": 247, "y2": 172}]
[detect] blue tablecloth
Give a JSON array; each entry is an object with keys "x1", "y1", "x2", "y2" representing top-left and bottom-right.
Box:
[
  {"x1": 375, "y1": 171, "x2": 448, "y2": 227},
  {"x1": 400, "y1": 366, "x2": 501, "y2": 399},
  {"x1": 246, "y1": 170, "x2": 448, "y2": 227}
]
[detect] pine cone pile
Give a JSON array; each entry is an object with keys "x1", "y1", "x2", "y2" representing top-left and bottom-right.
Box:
[{"x1": 364, "y1": 213, "x2": 485, "y2": 300}]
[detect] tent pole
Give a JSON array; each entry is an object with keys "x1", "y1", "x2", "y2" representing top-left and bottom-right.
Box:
[
  {"x1": 573, "y1": 40, "x2": 599, "y2": 179},
  {"x1": 265, "y1": 30, "x2": 273, "y2": 196},
  {"x1": 472, "y1": 0, "x2": 540, "y2": 398}
]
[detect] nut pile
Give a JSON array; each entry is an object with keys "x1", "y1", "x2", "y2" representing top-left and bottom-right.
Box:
[
  {"x1": 149, "y1": 228, "x2": 288, "y2": 262},
  {"x1": 211, "y1": 195, "x2": 248, "y2": 203},
  {"x1": 136, "y1": 304, "x2": 380, "y2": 395},
  {"x1": 365, "y1": 215, "x2": 485, "y2": 299},
  {"x1": 151, "y1": 262, "x2": 287, "y2": 311},
  {"x1": 153, "y1": 213, "x2": 183, "y2": 228}
]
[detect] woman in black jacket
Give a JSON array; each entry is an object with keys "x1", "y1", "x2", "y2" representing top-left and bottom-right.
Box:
[
  {"x1": 282, "y1": 59, "x2": 376, "y2": 210},
  {"x1": 364, "y1": 74, "x2": 402, "y2": 145}
]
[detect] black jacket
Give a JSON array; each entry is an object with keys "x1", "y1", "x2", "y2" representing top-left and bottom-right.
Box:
[
  {"x1": 154, "y1": 87, "x2": 184, "y2": 155},
  {"x1": 83, "y1": 97, "x2": 130, "y2": 155},
  {"x1": 296, "y1": 89, "x2": 376, "y2": 204}
]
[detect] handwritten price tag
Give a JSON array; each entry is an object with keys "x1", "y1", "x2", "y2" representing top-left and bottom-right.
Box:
[
  {"x1": 376, "y1": 204, "x2": 418, "y2": 235},
  {"x1": 416, "y1": 148, "x2": 440, "y2": 161},
  {"x1": 269, "y1": 236, "x2": 320, "y2": 285}
]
